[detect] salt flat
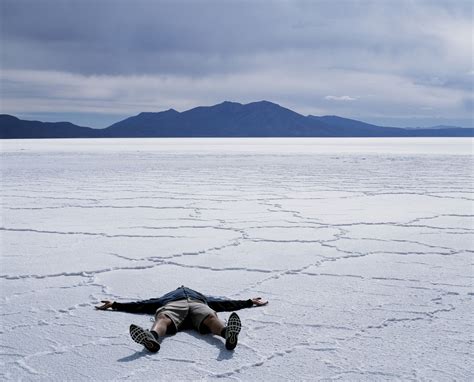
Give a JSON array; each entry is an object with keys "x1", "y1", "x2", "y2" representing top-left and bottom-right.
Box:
[{"x1": 1, "y1": 138, "x2": 473, "y2": 381}]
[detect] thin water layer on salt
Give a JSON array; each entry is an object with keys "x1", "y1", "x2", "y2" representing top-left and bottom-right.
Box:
[{"x1": 1, "y1": 138, "x2": 472, "y2": 381}]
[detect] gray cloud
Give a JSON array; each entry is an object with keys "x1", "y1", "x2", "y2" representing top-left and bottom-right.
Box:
[
  {"x1": 1, "y1": 0, "x2": 472, "y2": 126},
  {"x1": 2, "y1": 0, "x2": 471, "y2": 76}
]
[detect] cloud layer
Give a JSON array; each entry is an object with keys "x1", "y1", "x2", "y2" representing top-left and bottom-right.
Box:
[{"x1": 1, "y1": 0, "x2": 472, "y2": 127}]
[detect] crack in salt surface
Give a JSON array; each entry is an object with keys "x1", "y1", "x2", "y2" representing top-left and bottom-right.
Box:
[
  {"x1": 0, "y1": 232, "x2": 247, "y2": 280},
  {"x1": 4, "y1": 205, "x2": 198, "y2": 211},
  {"x1": 0, "y1": 227, "x2": 184, "y2": 239},
  {"x1": 209, "y1": 339, "x2": 329, "y2": 379},
  {"x1": 365, "y1": 304, "x2": 456, "y2": 330}
]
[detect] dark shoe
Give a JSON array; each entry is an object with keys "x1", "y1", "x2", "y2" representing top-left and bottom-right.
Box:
[
  {"x1": 225, "y1": 312, "x2": 241, "y2": 350},
  {"x1": 129, "y1": 324, "x2": 160, "y2": 353}
]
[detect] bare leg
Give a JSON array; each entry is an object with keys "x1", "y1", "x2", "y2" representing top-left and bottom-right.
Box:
[
  {"x1": 151, "y1": 314, "x2": 173, "y2": 337},
  {"x1": 202, "y1": 313, "x2": 225, "y2": 337}
]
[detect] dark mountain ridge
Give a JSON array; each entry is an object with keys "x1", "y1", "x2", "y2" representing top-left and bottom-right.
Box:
[
  {"x1": 0, "y1": 114, "x2": 100, "y2": 138},
  {"x1": 1, "y1": 101, "x2": 473, "y2": 138}
]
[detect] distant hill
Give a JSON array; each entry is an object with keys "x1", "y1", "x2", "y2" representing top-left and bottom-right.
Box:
[
  {"x1": 0, "y1": 114, "x2": 100, "y2": 138},
  {"x1": 103, "y1": 101, "x2": 473, "y2": 137},
  {"x1": 104, "y1": 101, "x2": 334, "y2": 137},
  {"x1": 307, "y1": 115, "x2": 405, "y2": 136},
  {"x1": 1, "y1": 101, "x2": 473, "y2": 138},
  {"x1": 307, "y1": 115, "x2": 474, "y2": 137}
]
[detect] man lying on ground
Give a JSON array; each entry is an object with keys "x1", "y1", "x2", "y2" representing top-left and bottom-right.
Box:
[{"x1": 95, "y1": 285, "x2": 268, "y2": 353}]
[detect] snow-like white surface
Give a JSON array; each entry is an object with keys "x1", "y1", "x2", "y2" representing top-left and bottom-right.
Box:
[{"x1": 1, "y1": 138, "x2": 473, "y2": 381}]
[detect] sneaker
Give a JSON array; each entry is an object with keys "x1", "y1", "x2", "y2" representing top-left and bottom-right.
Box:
[
  {"x1": 129, "y1": 324, "x2": 160, "y2": 353},
  {"x1": 225, "y1": 312, "x2": 241, "y2": 350}
]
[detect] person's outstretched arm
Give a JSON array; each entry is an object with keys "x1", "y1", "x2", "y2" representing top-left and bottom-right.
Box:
[
  {"x1": 207, "y1": 296, "x2": 268, "y2": 312},
  {"x1": 95, "y1": 298, "x2": 163, "y2": 314}
]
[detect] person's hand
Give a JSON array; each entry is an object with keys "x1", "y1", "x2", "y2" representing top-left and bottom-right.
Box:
[
  {"x1": 95, "y1": 300, "x2": 114, "y2": 310},
  {"x1": 251, "y1": 297, "x2": 268, "y2": 306}
]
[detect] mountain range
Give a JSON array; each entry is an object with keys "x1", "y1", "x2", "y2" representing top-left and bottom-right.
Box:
[{"x1": 1, "y1": 101, "x2": 473, "y2": 138}]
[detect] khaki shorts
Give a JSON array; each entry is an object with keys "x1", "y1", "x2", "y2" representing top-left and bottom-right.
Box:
[{"x1": 155, "y1": 298, "x2": 215, "y2": 333}]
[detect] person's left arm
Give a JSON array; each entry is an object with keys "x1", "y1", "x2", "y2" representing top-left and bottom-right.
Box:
[{"x1": 207, "y1": 297, "x2": 268, "y2": 312}]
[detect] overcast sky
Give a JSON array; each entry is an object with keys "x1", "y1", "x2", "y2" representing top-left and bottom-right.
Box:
[{"x1": 1, "y1": 0, "x2": 472, "y2": 128}]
